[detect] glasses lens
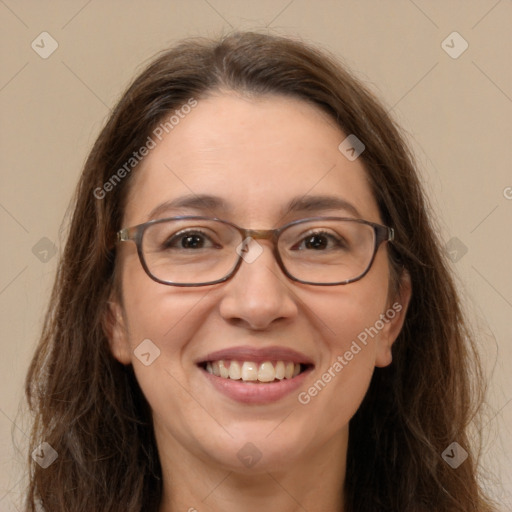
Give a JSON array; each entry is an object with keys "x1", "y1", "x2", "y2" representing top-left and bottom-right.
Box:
[
  {"x1": 141, "y1": 219, "x2": 241, "y2": 284},
  {"x1": 279, "y1": 219, "x2": 376, "y2": 284},
  {"x1": 139, "y1": 218, "x2": 378, "y2": 285}
]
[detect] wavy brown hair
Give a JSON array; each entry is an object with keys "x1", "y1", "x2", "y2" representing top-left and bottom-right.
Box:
[{"x1": 24, "y1": 31, "x2": 496, "y2": 511}]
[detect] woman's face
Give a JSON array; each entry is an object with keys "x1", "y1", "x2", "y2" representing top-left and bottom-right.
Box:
[{"x1": 109, "y1": 92, "x2": 409, "y2": 474}]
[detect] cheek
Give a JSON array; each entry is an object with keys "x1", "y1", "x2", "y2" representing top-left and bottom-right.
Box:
[
  {"x1": 302, "y1": 251, "x2": 390, "y2": 353},
  {"x1": 117, "y1": 258, "x2": 214, "y2": 397},
  {"x1": 295, "y1": 306, "x2": 379, "y2": 441},
  {"x1": 119, "y1": 268, "x2": 218, "y2": 433},
  {"x1": 118, "y1": 246, "x2": 392, "y2": 447},
  {"x1": 120, "y1": 254, "x2": 209, "y2": 348},
  {"x1": 293, "y1": 254, "x2": 390, "y2": 428}
]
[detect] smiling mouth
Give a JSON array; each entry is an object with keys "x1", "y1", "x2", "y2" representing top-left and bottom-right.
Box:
[{"x1": 198, "y1": 360, "x2": 312, "y2": 383}]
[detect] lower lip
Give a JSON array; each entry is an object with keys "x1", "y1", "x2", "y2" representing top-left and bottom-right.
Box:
[{"x1": 200, "y1": 366, "x2": 313, "y2": 404}]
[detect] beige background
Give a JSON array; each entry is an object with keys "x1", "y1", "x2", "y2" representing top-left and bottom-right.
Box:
[{"x1": 1, "y1": 0, "x2": 511, "y2": 509}]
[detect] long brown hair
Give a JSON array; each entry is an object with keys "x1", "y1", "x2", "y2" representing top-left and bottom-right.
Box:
[{"x1": 25, "y1": 31, "x2": 496, "y2": 511}]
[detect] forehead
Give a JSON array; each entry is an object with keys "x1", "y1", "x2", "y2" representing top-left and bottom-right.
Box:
[{"x1": 123, "y1": 92, "x2": 380, "y2": 226}]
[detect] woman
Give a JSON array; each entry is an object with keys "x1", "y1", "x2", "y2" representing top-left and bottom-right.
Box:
[{"x1": 25, "y1": 31, "x2": 496, "y2": 511}]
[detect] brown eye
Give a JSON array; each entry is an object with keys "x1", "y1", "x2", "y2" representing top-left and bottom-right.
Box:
[
  {"x1": 292, "y1": 231, "x2": 346, "y2": 251},
  {"x1": 163, "y1": 230, "x2": 215, "y2": 250}
]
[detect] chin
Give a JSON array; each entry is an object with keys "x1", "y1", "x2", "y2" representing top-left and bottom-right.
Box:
[{"x1": 202, "y1": 423, "x2": 311, "y2": 473}]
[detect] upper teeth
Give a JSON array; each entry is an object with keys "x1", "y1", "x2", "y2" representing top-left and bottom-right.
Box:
[{"x1": 205, "y1": 360, "x2": 302, "y2": 382}]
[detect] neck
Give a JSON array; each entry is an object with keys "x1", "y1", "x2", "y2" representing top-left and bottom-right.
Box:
[{"x1": 156, "y1": 425, "x2": 348, "y2": 512}]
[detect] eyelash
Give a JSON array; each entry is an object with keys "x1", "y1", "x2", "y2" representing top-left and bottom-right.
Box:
[{"x1": 160, "y1": 227, "x2": 347, "y2": 251}]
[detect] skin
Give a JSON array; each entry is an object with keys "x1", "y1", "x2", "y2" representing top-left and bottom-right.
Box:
[{"x1": 107, "y1": 92, "x2": 411, "y2": 512}]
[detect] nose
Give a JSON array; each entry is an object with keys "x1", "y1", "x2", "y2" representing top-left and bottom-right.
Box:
[{"x1": 218, "y1": 239, "x2": 299, "y2": 330}]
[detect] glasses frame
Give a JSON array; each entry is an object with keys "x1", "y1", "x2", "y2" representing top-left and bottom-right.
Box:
[{"x1": 117, "y1": 215, "x2": 394, "y2": 287}]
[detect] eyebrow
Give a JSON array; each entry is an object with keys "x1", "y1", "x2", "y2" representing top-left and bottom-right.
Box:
[{"x1": 146, "y1": 193, "x2": 361, "y2": 221}]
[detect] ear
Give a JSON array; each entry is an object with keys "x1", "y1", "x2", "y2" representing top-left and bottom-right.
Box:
[
  {"x1": 103, "y1": 296, "x2": 132, "y2": 365},
  {"x1": 375, "y1": 270, "x2": 412, "y2": 368}
]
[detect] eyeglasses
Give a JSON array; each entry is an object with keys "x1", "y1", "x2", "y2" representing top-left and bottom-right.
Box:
[{"x1": 116, "y1": 216, "x2": 394, "y2": 287}]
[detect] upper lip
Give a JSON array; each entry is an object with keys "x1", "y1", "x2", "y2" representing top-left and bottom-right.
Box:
[{"x1": 196, "y1": 345, "x2": 314, "y2": 365}]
